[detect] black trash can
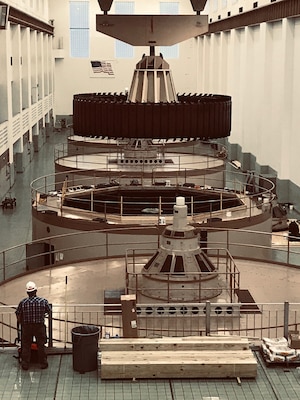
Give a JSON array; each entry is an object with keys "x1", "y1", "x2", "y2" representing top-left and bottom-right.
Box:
[{"x1": 71, "y1": 325, "x2": 100, "y2": 373}]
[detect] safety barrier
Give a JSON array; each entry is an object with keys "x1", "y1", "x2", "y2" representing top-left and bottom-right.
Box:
[{"x1": 1, "y1": 302, "x2": 300, "y2": 347}]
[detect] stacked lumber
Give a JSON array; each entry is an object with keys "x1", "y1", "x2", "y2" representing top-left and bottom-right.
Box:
[{"x1": 99, "y1": 335, "x2": 257, "y2": 380}]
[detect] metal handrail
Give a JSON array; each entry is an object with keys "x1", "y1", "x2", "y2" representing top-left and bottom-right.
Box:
[
  {"x1": 1, "y1": 226, "x2": 300, "y2": 284},
  {"x1": 1, "y1": 302, "x2": 299, "y2": 347}
]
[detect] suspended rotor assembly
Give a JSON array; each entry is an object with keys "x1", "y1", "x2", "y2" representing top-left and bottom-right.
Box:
[{"x1": 73, "y1": 0, "x2": 231, "y2": 141}]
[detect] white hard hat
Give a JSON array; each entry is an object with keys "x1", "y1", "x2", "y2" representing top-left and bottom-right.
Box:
[{"x1": 26, "y1": 281, "x2": 37, "y2": 292}]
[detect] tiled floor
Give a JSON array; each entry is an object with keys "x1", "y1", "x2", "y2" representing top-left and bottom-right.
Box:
[
  {"x1": 1, "y1": 347, "x2": 300, "y2": 400},
  {"x1": 1, "y1": 130, "x2": 300, "y2": 399},
  {"x1": 0, "y1": 130, "x2": 69, "y2": 254}
]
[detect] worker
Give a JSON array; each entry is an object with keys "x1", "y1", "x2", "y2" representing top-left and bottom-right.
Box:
[{"x1": 15, "y1": 281, "x2": 51, "y2": 370}]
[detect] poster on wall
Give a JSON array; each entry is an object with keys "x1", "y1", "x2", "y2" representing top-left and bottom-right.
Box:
[{"x1": 90, "y1": 60, "x2": 115, "y2": 77}]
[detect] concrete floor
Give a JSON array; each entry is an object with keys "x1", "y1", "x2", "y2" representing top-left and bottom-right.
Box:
[{"x1": 1, "y1": 257, "x2": 300, "y2": 308}]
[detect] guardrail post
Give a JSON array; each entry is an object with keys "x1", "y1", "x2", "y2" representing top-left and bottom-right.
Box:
[
  {"x1": 48, "y1": 304, "x2": 53, "y2": 347},
  {"x1": 105, "y1": 232, "x2": 109, "y2": 257},
  {"x1": 90, "y1": 190, "x2": 94, "y2": 212},
  {"x1": 226, "y1": 229, "x2": 229, "y2": 252},
  {"x1": 2, "y1": 251, "x2": 5, "y2": 281},
  {"x1": 284, "y1": 301, "x2": 289, "y2": 339},
  {"x1": 205, "y1": 301, "x2": 211, "y2": 336}
]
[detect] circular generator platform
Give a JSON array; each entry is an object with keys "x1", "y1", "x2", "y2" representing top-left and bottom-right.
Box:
[{"x1": 63, "y1": 186, "x2": 243, "y2": 216}]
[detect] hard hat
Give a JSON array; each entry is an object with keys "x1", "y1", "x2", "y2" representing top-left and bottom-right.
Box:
[{"x1": 26, "y1": 281, "x2": 37, "y2": 292}]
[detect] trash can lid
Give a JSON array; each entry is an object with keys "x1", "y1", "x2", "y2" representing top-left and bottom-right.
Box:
[{"x1": 72, "y1": 325, "x2": 100, "y2": 335}]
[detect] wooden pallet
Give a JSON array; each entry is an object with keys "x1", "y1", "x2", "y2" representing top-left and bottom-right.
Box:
[{"x1": 99, "y1": 336, "x2": 257, "y2": 380}]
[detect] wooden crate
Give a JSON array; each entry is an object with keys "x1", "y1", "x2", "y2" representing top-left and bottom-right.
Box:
[
  {"x1": 100, "y1": 335, "x2": 250, "y2": 352},
  {"x1": 99, "y1": 336, "x2": 257, "y2": 380}
]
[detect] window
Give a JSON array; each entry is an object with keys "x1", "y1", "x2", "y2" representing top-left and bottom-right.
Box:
[
  {"x1": 143, "y1": 252, "x2": 159, "y2": 270},
  {"x1": 160, "y1": 1, "x2": 179, "y2": 14},
  {"x1": 160, "y1": 2, "x2": 179, "y2": 59},
  {"x1": 70, "y1": 1, "x2": 89, "y2": 58},
  {"x1": 0, "y1": 6, "x2": 9, "y2": 28},
  {"x1": 195, "y1": 254, "x2": 210, "y2": 272},
  {"x1": 115, "y1": 2, "x2": 134, "y2": 58},
  {"x1": 115, "y1": 40, "x2": 133, "y2": 58},
  {"x1": 174, "y1": 231, "x2": 184, "y2": 237},
  {"x1": 174, "y1": 256, "x2": 184, "y2": 273},
  {"x1": 161, "y1": 255, "x2": 172, "y2": 273},
  {"x1": 160, "y1": 44, "x2": 179, "y2": 59}
]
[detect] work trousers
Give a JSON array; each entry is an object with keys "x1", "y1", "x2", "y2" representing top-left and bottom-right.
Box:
[{"x1": 21, "y1": 323, "x2": 47, "y2": 365}]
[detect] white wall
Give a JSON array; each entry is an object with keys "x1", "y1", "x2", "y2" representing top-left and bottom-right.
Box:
[
  {"x1": 197, "y1": 16, "x2": 300, "y2": 185},
  {"x1": 0, "y1": 0, "x2": 53, "y2": 196}
]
